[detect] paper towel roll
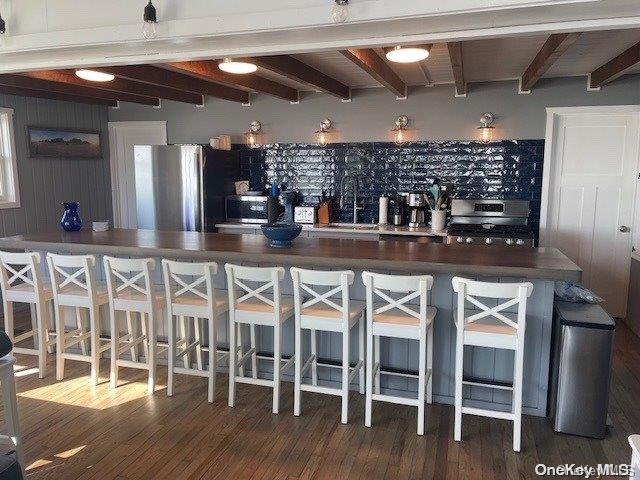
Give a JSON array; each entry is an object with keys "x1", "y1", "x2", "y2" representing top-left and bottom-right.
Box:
[{"x1": 378, "y1": 196, "x2": 389, "y2": 225}]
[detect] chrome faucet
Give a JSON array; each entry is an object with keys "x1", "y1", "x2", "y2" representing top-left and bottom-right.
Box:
[{"x1": 339, "y1": 170, "x2": 363, "y2": 224}]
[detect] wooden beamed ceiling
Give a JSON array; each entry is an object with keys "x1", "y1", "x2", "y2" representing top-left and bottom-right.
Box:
[
  {"x1": 520, "y1": 33, "x2": 582, "y2": 92},
  {"x1": 2, "y1": 34, "x2": 637, "y2": 107}
]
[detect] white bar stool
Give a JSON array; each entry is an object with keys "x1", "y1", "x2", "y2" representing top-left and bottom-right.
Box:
[
  {"x1": 162, "y1": 259, "x2": 229, "y2": 403},
  {"x1": 0, "y1": 251, "x2": 55, "y2": 379},
  {"x1": 47, "y1": 253, "x2": 111, "y2": 384},
  {"x1": 225, "y1": 264, "x2": 295, "y2": 414},
  {"x1": 451, "y1": 277, "x2": 533, "y2": 452},
  {"x1": 0, "y1": 354, "x2": 23, "y2": 473},
  {"x1": 630, "y1": 435, "x2": 640, "y2": 478},
  {"x1": 362, "y1": 271, "x2": 436, "y2": 435},
  {"x1": 291, "y1": 267, "x2": 364, "y2": 424},
  {"x1": 103, "y1": 256, "x2": 165, "y2": 393}
]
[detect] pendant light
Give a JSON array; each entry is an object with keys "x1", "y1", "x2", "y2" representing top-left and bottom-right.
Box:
[
  {"x1": 392, "y1": 116, "x2": 409, "y2": 145},
  {"x1": 142, "y1": 0, "x2": 158, "y2": 40},
  {"x1": 315, "y1": 119, "x2": 333, "y2": 147},
  {"x1": 331, "y1": 0, "x2": 349, "y2": 23},
  {"x1": 0, "y1": 2, "x2": 6, "y2": 45},
  {"x1": 384, "y1": 45, "x2": 431, "y2": 64},
  {"x1": 477, "y1": 113, "x2": 495, "y2": 143},
  {"x1": 75, "y1": 69, "x2": 115, "y2": 82},
  {"x1": 218, "y1": 58, "x2": 257, "y2": 75}
]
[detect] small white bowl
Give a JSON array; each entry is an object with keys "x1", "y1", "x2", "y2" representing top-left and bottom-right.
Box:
[{"x1": 92, "y1": 221, "x2": 110, "y2": 232}]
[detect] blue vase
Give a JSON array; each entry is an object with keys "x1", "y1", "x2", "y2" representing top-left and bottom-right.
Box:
[{"x1": 60, "y1": 202, "x2": 83, "y2": 232}]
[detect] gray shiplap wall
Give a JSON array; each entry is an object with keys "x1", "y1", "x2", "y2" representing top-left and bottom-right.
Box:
[{"x1": 0, "y1": 94, "x2": 111, "y2": 236}]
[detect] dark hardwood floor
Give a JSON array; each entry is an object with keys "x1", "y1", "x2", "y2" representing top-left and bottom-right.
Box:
[{"x1": 3, "y1": 318, "x2": 639, "y2": 479}]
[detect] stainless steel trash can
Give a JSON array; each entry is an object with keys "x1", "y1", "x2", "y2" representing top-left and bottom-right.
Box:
[{"x1": 549, "y1": 301, "x2": 615, "y2": 439}]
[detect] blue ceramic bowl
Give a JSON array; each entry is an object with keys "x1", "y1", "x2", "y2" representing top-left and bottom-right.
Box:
[{"x1": 260, "y1": 223, "x2": 303, "y2": 248}]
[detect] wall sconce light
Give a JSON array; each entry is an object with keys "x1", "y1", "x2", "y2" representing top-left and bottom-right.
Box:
[
  {"x1": 245, "y1": 121, "x2": 263, "y2": 148},
  {"x1": 331, "y1": 0, "x2": 349, "y2": 23},
  {"x1": 392, "y1": 115, "x2": 409, "y2": 145},
  {"x1": 142, "y1": 0, "x2": 158, "y2": 40},
  {"x1": 315, "y1": 119, "x2": 333, "y2": 147},
  {"x1": 478, "y1": 112, "x2": 495, "y2": 143}
]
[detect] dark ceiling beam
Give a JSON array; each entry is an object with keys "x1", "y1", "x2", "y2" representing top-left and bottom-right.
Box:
[
  {"x1": 0, "y1": 74, "x2": 159, "y2": 106},
  {"x1": 0, "y1": 85, "x2": 118, "y2": 106},
  {"x1": 21, "y1": 70, "x2": 202, "y2": 105},
  {"x1": 166, "y1": 61, "x2": 299, "y2": 102},
  {"x1": 242, "y1": 55, "x2": 350, "y2": 100},
  {"x1": 339, "y1": 48, "x2": 406, "y2": 98},
  {"x1": 589, "y1": 41, "x2": 640, "y2": 88},
  {"x1": 93, "y1": 65, "x2": 249, "y2": 103},
  {"x1": 520, "y1": 33, "x2": 582, "y2": 92},
  {"x1": 447, "y1": 42, "x2": 466, "y2": 96}
]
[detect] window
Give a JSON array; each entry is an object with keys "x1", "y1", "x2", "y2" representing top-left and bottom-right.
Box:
[{"x1": 0, "y1": 108, "x2": 20, "y2": 209}]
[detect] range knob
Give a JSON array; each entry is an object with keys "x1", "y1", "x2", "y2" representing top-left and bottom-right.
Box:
[
  {"x1": 516, "y1": 239, "x2": 525, "y2": 246},
  {"x1": 465, "y1": 237, "x2": 474, "y2": 244},
  {"x1": 505, "y1": 238, "x2": 515, "y2": 246},
  {"x1": 485, "y1": 238, "x2": 493, "y2": 245},
  {"x1": 456, "y1": 236, "x2": 464, "y2": 244}
]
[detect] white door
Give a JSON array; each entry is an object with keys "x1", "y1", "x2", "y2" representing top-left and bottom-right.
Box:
[
  {"x1": 108, "y1": 121, "x2": 167, "y2": 228},
  {"x1": 541, "y1": 106, "x2": 640, "y2": 317}
]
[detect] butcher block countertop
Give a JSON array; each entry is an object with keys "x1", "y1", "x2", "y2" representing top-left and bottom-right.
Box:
[{"x1": 0, "y1": 229, "x2": 581, "y2": 281}]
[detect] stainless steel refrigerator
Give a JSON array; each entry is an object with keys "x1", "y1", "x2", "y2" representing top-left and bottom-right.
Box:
[{"x1": 134, "y1": 144, "x2": 240, "y2": 232}]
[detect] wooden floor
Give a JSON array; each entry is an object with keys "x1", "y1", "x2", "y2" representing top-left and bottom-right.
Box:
[{"x1": 4, "y1": 321, "x2": 640, "y2": 479}]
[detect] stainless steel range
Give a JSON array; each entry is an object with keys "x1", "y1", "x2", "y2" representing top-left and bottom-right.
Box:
[{"x1": 446, "y1": 199, "x2": 535, "y2": 247}]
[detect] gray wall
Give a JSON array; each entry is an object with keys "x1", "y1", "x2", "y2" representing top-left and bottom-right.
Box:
[
  {"x1": 109, "y1": 75, "x2": 640, "y2": 144},
  {"x1": 0, "y1": 94, "x2": 112, "y2": 236}
]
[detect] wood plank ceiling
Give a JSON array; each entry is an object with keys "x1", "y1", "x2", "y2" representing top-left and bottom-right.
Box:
[{"x1": 0, "y1": 28, "x2": 637, "y2": 107}]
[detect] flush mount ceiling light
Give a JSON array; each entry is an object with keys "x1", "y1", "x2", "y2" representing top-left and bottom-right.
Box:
[
  {"x1": 142, "y1": 0, "x2": 158, "y2": 40},
  {"x1": 331, "y1": 0, "x2": 349, "y2": 23},
  {"x1": 478, "y1": 112, "x2": 496, "y2": 143},
  {"x1": 75, "y1": 69, "x2": 115, "y2": 82},
  {"x1": 384, "y1": 45, "x2": 431, "y2": 64},
  {"x1": 218, "y1": 57, "x2": 257, "y2": 75}
]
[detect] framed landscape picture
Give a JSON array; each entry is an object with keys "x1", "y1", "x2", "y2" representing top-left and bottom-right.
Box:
[{"x1": 27, "y1": 127, "x2": 102, "y2": 159}]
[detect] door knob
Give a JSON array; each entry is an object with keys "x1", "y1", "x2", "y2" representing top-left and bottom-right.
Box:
[{"x1": 619, "y1": 225, "x2": 630, "y2": 233}]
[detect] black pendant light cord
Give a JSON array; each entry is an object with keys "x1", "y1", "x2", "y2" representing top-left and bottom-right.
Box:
[
  {"x1": 0, "y1": 1, "x2": 5, "y2": 35},
  {"x1": 144, "y1": 0, "x2": 157, "y2": 23}
]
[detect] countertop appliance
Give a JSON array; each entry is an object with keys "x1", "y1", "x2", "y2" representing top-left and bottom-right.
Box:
[
  {"x1": 549, "y1": 302, "x2": 614, "y2": 439},
  {"x1": 225, "y1": 195, "x2": 281, "y2": 224},
  {"x1": 407, "y1": 192, "x2": 426, "y2": 228},
  {"x1": 134, "y1": 144, "x2": 240, "y2": 232},
  {"x1": 446, "y1": 199, "x2": 534, "y2": 246}
]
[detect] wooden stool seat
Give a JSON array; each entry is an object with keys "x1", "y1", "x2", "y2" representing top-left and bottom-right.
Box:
[
  {"x1": 301, "y1": 299, "x2": 364, "y2": 323},
  {"x1": 235, "y1": 296, "x2": 294, "y2": 317},
  {"x1": 4, "y1": 282, "x2": 54, "y2": 302},
  {"x1": 372, "y1": 304, "x2": 437, "y2": 327}
]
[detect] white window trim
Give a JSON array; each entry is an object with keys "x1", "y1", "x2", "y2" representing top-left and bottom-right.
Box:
[{"x1": 0, "y1": 107, "x2": 21, "y2": 209}]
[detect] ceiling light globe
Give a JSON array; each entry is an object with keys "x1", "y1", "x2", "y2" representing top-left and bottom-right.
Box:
[
  {"x1": 218, "y1": 58, "x2": 258, "y2": 75},
  {"x1": 385, "y1": 46, "x2": 430, "y2": 64},
  {"x1": 75, "y1": 69, "x2": 115, "y2": 82},
  {"x1": 331, "y1": 2, "x2": 349, "y2": 23}
]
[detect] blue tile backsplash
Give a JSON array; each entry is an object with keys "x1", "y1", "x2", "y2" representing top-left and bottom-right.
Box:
[{"x1": 238, "y1": 139, "x2": 544, "y2": 236}]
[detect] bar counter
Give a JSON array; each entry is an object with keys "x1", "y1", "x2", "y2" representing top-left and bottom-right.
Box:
[
  {"x1": 0, "y1": 229, "x2": 582, "y2": 417},
  {"x1": 0, "y1": 229, "x2": 581, "y2": 281}
]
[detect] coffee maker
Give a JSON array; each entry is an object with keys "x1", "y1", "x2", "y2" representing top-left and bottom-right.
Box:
[
  {"x1": 389, "y1": 195, "x2": 406, "y2": 226},
  {"x1": 407, "y1": 192, "x2": 426, "y2": 227}
]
